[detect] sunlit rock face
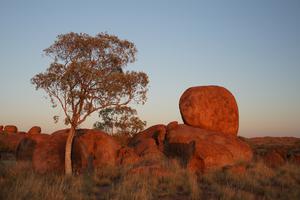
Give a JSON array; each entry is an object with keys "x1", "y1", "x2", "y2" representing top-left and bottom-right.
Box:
[
  {"x1": 77, "y1": 129, "x2": 121, "y2": 169},
  {"x1": 3, "y1": 85, "x2": 255, "y2": 175},
  {"x1": 32, "y1": 129, "x2": 121, "y2": 174},
  {"x1": 27, "y1": 126, "x2": 42, "y2": 135},
  {"x1": 129, "y1": 124, "x2": 167, "y2": 155},
  {"x1": 32, "y1": 131, "x2": 71, "y2": 174},
  {"x1": 4, "y1": 125, "x2": 18, "y2": 134},
  {"x1": 164, "y1": 124, "x2": 253, "y2": 173},
  {"x1": 179, "y1": 86, "x2": 239, "y2": 136}
]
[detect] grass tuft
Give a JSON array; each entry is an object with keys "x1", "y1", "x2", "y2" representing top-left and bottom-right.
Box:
[{"x1": 0, "y1": 159, "x2": 299, "y2": 200}]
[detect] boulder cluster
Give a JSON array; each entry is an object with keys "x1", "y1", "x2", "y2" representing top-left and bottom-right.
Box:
[{"x1": 0, "y1": 86, "x2": 255, "y2": 174}]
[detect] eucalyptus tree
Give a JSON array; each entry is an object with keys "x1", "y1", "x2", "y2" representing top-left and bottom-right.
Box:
[{"x1": 32, "y1": 32, "x2": 148, "y2": 175}]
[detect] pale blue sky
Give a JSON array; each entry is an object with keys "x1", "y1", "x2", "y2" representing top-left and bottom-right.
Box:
[{"x1": 0, "y1": 0, "x2": 299, "y2": 137}]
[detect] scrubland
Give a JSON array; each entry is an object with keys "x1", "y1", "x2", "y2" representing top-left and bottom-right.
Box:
[{"x1": 1, "y1": 159, "x2": 299, "y2": 200}]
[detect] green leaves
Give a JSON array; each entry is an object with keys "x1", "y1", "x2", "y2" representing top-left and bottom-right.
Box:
[{"x1": 94, "y1": 106, "x2": 146, "y2": 136}]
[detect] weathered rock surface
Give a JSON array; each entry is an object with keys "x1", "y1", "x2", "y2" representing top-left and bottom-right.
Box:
[
  {"x1": 78, "y1": 129, "x2": 121, "y2": 170},
  {"x1": 16, "y1": 134, "x2": 50, "y2": 161},
  {"x1": 27, "y1": 126, "x2": 42, "y2": 135},
  {"x1": 0, "y1": 133, "x2": 25, "y2": 152},
  {"x1": 129, "y1": 125, "x2": 166, "y2": 160},
  {"x1": 179, "y1": 86, "x2": 239, "y2": 136},
  {"x1": 165, "y1": 124, "x2": 252, "y2": 173},
  {"x1": 116, "y1": 147, "x2": 140, "y2": 166},
  {"x1": 32, "y1": 129, "x2": 122, "y2": 174},
  {"x1": 166, "y1": 121, "x2": 179, "y2": 132},
  {"x1": 33, "y1": 132, "x2": 68, "y2": 173},
  {"x1": 4, "y1": 125, "x2": 18, "y2": 133}
]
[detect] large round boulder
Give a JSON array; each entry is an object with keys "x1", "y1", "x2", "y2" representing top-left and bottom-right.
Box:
[
  {"x1": 165, "y1": 124, "x2": 252, "y2": 173},
  {"x1": 179, "y1": 86, "x2": 239, "y2": 136}
]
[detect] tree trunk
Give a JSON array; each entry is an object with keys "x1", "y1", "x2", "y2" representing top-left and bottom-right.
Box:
[{"x1": 65, "y1": 126, "x2": 76, "y2": 175}]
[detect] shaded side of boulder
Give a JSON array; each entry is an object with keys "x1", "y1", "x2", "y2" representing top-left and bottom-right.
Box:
[
  {"x1": 179, "y1": 86, "x2": 239, "y2": 136},
  {"x1": 27, "y1": 126, "x2": 42, "y2": 135},
  {"x1": 0, "y1": 133, "x2": 25, "y2": 153},
  {"x1": 0, "y1": 125, "x2": 3, "y2": 132},
  {"x1": 16, "y1": 134, "x2": 49, "y2": 161},
  {"x1": 4, "y1": 125, "x2": 18, "y2": 133}
]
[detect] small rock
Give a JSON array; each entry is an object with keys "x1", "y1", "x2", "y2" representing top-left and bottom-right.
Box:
[
  {"x1": 4, "y1": 125, "x2": 18, "y2": 133},
  {"x1": 28, "y1": 126, "x2": 42, "y2": 134}
]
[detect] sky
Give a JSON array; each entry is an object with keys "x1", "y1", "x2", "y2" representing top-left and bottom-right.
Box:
[{"x1": 0, "y1": 0, "x2": 299, "y2": 137}]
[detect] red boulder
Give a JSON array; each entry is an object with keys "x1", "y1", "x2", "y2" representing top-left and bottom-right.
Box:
[
  {"x1": 32, "y1": 130, "x2": 82, "y2": 174},
  {"x1": 33, "y1": 132, "x2": 68, "y2": 173},
  {"x1": 27, "y1": 126, "x2": 42, "y2": 135},
  {"x1": 179, "y1": 86, "x2": 239, "y2": 136},
  {"x1": 77, "y1": 129, "x2": 121, "y2": 170},
  {"x1": 4, "y1": 125, "x2": 18, "y2": 133},
  {"x1": 165, "y1": 124, "x2": 252, "y2": 173},
  {"x1": 0, "y1": 133, "x2": 25, "y2": 153},
  {"x1": 166, "y1": 121, "x2": 179, "y2": 132},
  {"x1": 16, "y1": 134, "x2": 50, "y2": 161},
  {"x1": 129, "y1": 124, "x2": 167, "y2": 152}
]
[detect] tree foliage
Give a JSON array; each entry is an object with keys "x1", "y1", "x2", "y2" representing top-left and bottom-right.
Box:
[
  {"x1": 94, "y1": 106, "x2": 146, "y2": 136},
  {"x1": 31, "y1": 32, "x2": 148, "y2": 128}
]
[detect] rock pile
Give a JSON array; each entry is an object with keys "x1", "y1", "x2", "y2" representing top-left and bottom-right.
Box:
[{"x1": 0, "y1": 85, "x2": 255, "y2": 174}]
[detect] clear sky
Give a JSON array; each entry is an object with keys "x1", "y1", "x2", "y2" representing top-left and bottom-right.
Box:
[{"x1": 0, "y1": 0, "x2": 299, "y2": 137}]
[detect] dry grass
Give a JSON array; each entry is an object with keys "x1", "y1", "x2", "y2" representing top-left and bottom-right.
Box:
[{"x1": 0, "y1": 160, "x2": 299, "y2": 200}]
